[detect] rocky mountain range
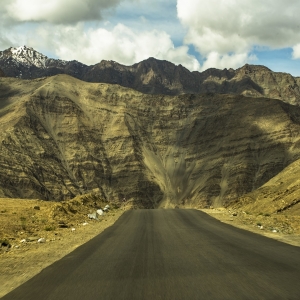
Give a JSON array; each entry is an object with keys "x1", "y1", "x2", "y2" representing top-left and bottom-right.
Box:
[
  {"x1": 1, "y1": 46, "x2": 300, "y2": 209},
  {"x1": 1, "y1": 74, "x2": 300, "y2": 208},
  {"x1": 1, "y1": 46, "x2": 300, "y2": 105}
]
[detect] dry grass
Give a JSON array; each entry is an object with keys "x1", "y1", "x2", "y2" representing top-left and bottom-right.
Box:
[{"x1": 0, "y1": 192, "x2": 122, "y2": 247}]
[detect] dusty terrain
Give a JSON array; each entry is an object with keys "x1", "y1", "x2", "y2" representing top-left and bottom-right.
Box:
[{"x1": 0, "y1": 194, "x2": 127, "y2": 298}]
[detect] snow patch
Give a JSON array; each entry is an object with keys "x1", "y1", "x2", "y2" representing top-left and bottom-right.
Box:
[{"x1": 9, "y1": 46, "x2": 49, "y2": 68}]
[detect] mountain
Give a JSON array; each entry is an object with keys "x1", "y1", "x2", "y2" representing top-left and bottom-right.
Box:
[
  {"x1": 1, "y1": 46, "x2": 300, "y2": 105},
  {"x1": 82, "y1": 58, "x2": 200, "y2": 95},
  {"x1": 1, "y1": 74, "x2": 300, "y2": 207},
  {"x1": 0, "y1": 46, "x2": 88, "y2": 79}
]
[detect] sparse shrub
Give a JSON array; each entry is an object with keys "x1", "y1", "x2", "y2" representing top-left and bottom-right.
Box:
[
  {"x1": 20, "y1": 216, "x2": 27, "y2": 230},
  {"x1": 256, "y1": 222, "x2": 262, "y2": 227},
  {"x1": 71, "y1": 201, "x2": 81, "y2": 206},
  {"x1": 111, "y1": 202, "x2": 121, "y2": 209},
  {"x1": 264, "y1": 213, "x2": 270, "y2": 217},
  {"x1": 44, "y1": 226, "x2": 56, "y2": 231}
]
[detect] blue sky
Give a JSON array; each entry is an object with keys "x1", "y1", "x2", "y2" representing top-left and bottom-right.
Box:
[{"x1": 1, "y1": 0, "x2": 300, "y2": 76}]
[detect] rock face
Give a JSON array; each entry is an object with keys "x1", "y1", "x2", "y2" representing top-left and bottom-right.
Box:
[
  {"x1": 83, "y1": 58, "x2": 200, "y2": 95},
  {"x1": 1, "y1": 46, "x2": 300, "y2": 105},
  {"x1": 1, "y1": 75, "x2": 300, "y2": 208}
]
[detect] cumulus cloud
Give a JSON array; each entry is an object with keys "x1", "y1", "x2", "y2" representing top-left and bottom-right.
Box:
[
  {"x1": 177, "y1": 0, "x2": 300, "y2": 69},
  {"x1": 292, "y1": 44, "x2": 300, "y2": 59},
  {"x1": 33, "y1": 23, "x2": 200, "y2": 70},
  {"x1": 201, "y1": 52, "x2": 256, "y2": 71},
  {"x1": 5, "y1": 0, "x2": 124, "y2": 24}
]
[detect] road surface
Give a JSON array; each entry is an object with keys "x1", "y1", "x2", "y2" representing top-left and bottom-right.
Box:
[{"x1": 2, "y1": 209, "x2": 300, "y2": 299}]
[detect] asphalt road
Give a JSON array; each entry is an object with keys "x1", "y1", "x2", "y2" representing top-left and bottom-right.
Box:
[{"x1": 2, "y1": 209, "x2": 300, "y2": 300}]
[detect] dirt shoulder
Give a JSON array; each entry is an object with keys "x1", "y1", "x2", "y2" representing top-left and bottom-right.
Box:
[
  {"x1": 201, "y1": 208, "x2": 300, "y2": 247},
  {"x1": 0, "y1": 195, "x2": 127, "y2": 298}
]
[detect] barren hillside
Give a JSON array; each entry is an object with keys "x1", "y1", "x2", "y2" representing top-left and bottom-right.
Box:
[
  {"x1": 1, "y1": 75, "x2": 300, "y2": 208},
  {"x1": 231, "y1": 158, "x2": 300, "y2": 215}
]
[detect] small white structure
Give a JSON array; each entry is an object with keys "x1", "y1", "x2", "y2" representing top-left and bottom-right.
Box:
[{"x1": 97, "y1": 209, "x2": 104, "y2": 216}]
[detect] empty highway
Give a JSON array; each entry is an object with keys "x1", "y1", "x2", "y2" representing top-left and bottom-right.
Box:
[{"x1": 2, "y1": 209, "x2": 300, "y2": 300}]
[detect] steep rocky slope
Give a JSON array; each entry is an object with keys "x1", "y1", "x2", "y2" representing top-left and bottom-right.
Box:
[
  {"x1": 215, "y1": 157, "x2": 300, "y2": 237},
  {"x1": 83, "y1": 58, "x2": 199, "y2": 95},
  {"x1": 1, "y1": 46, "x2": 300, "y2": 105},
  {"x1": 232, "y1": 65, "x2": 300, "y2": 105},
  {"x1": 232, "y1": 158, "x2": 300, "y2": 215},
  {"x1": 1, "y1": 75, "x2": 300, "y2": 207}
]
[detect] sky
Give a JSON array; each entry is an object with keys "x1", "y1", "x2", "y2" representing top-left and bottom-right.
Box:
[{"x1": 1, "y1": 0, "x2": 300, "y2": 76}]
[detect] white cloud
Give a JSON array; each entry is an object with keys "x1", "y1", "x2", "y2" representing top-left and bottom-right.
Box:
[
  {"x1": 201, "y1": 52, "x2": 256, "y2": 71},
  {"x1": 5, "y1": 0, "x2": 124, "y2": 24},
  {"x1": 178, "y1": 0, "x2": 300, "y2": 52},
  {"x1": 177, "y1": 0, "x2": 300, "y2": 68},
  {"x1": 33, "y1": 23, "x2": 200, "y2": 70},
  {"x1": 292, "y1": 44, "x2": 300, "y2": 59}
]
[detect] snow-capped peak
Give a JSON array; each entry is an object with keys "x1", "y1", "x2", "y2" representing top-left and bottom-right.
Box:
[{"x1": 9, "y1": 46, "x2": 48, "y2": 68}]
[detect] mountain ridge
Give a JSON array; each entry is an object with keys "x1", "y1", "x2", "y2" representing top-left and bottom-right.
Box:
[{"x1": 1, "y1": 46, "x2": 300, "y2": 105}]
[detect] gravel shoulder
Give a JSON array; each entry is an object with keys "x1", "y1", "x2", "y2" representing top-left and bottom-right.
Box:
[{"x1": 201, "y1": 208, "x2": 300, "y2": 247}]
